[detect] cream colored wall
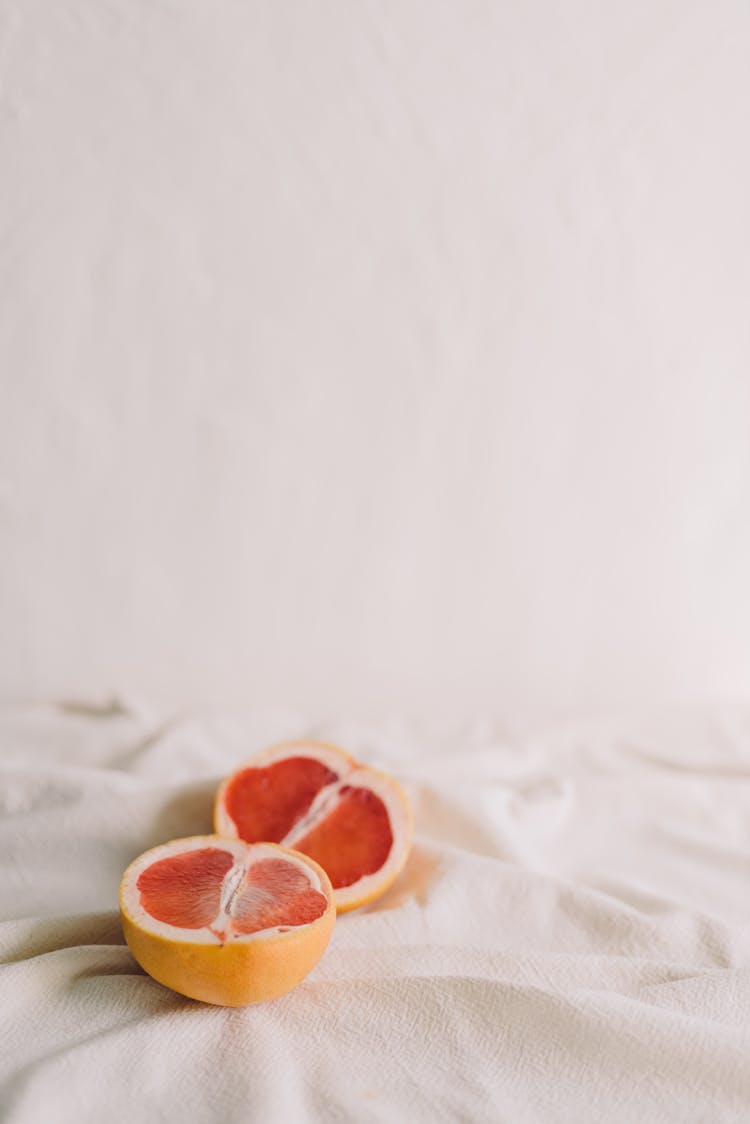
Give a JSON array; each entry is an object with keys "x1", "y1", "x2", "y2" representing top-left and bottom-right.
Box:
[{"x1": 2, "y1": 1, "x2": 749, "y2": 719}]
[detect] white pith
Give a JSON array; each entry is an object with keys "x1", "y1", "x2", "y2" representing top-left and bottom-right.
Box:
[
  {"x1": 216, "y1": 742, "x2": 412, "y2": 908},
  {"x1": 121, "y1": 836, "x2": 329, "y2": 944}
]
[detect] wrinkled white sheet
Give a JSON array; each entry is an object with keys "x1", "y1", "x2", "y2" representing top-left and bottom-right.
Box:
[{"x1": 1, "y1": 702, "x2": 750, "y2": 1123}]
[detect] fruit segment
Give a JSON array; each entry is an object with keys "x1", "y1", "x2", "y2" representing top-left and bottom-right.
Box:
[
  {"x1": 231, "y1": 858, "x2": 328, "y2": 933},
  {"x1": 291, "y1": 785, "x2": 393, "y2": 889},
  {"x1": 137, "y1": 847, "x2": 233, "y2": 929},
  {"x1": 224, "y1": 757, "x2": 338, "y2": 843}
]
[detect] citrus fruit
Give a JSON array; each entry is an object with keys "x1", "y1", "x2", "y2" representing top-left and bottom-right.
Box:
[
  {"x1": 119, "y1": 835, "x2": 335, "y2": 1006},
  {"x1": 214, "y1": 740, "x2": 413, "y2": 913}
]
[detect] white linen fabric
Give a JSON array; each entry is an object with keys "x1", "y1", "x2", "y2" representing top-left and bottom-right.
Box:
[{"x1": 1, "y1": 702, "x2": 750, "y2": 1123}]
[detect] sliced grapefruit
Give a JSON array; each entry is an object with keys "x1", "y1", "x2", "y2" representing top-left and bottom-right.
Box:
[
  {"x1": 214, "y1": 741, "x2": 412, "y2": 913},
  {"x1": 119, "y1": 835, "x2": 335, "y2": 1006}
]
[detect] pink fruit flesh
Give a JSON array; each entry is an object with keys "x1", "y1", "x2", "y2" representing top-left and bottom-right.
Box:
[
  {"x1": 224, "y1": 757, "x2": 338, "y2": 842},
  {"x1": 293, "y1": 786, "x2": 393, "y2": 889},
  {"x1": 137, "y1": 847, "x2": 233, "y2": 929},
  {"x1": 136, "y1": 848, "x2": 328, "y2": 934},
  {"x1": 232, "y1": 859, "x2": 328, "y2": 932}
]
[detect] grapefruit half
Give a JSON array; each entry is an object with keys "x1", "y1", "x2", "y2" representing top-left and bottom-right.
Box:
[
  {"x1": 214, "y1": 741, "x2": 413, "y2": 912},
  {"x1": 119, "y1": 835, "x2": 335, "y2": 1005}
]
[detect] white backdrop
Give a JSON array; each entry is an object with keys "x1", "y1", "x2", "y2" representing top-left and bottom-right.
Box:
[{"x1": 1, "y1": 0, "x2": 749, "y2": 720}]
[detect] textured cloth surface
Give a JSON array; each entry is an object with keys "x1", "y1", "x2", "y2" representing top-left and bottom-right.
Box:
[{"x1": 1, "y1": 702, "x2": 750, "y2": 1123}]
